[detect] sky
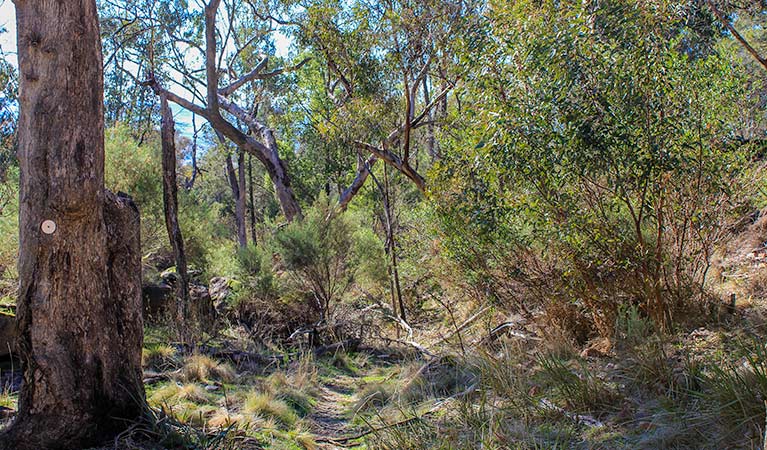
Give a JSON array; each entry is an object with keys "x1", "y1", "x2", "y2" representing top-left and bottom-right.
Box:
[
  {"x1": 0, "y1": 1, "x2": 16, "y2": 67},
  {"x1": 0, "y1": 0, "x2": 293, "y2": 137}
]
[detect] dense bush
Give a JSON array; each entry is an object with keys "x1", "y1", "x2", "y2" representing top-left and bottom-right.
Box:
[
  {"x1": 105, "y1": 125, "x2": 235, "y2": 275},
  {"x1": 273, "y1": 194, "x2": 387, "y2": 322},
  {"x1": 0, "y1": 165, "x2": 17, "y2": 301},
  {"x1": 433, "y1": 0, "x2": 762, "y2": 337}
]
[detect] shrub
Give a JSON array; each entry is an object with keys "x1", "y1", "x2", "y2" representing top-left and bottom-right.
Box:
[
  {"x1": 273, "y1": 194, "x2": 386, "y2": 325},
  {"x1": 266, "y1": 372, "x2": 316, "y2": 417},
  {"x1": 702, "y1": 336, "x2": 767, "y2": 439},
  {"x1": 432, "y1": 0, "x2": 759, "y2": 335},
  {"x1": 537, "y1": 354, "x2": 621, "y2": 414},
  {"x1": 142, "y1": 343, "x2": 178, "y2": 371}
]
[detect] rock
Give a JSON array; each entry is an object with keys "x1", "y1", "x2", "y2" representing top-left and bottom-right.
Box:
[
  {"x1": 209, "y1": 277, "x2": 232, "y2": 302},
  {"x1": 208, "y1": 277, "x2": 233, "y2": 316},
  {"x1": 190, "y1": 282, "x2": 216, "y2": 325},
  {"x1": 160, "y1": 268, "x2": 179, "y2": 285},
  {"x1": 142, "y1": 282, "x2": 173, "y2": 321},
  {"x1": 0, "y1": 313, "x2": 16, "y2": 358}
]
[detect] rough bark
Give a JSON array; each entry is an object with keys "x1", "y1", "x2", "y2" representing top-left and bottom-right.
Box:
[
  {"x1": 3, "y1": 0, "x2": 144, "y2": 447},
  {"x1": 160, "y1": 96, "x2": 192, "y2": 344}
]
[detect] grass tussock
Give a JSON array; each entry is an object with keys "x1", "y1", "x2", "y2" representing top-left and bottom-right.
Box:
[
  {"x1": 181, "y1": 354, "x2": 236, "y2": 383},
  {"x1": 142, "y1": 343, "x2": 178, "y2": 371},
  {"x1": 267, "y1": 372, "x2": 316, "y2": 417},
  {"x1": 243, "y1": 391, "x2": 299, "y2": 428}
]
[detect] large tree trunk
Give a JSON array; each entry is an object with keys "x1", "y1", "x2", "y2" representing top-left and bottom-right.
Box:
[
  {"x1": 3, "y1": 0, "x2": 144, "y2": 448},
  {"x1": 160, "y1": 96, "x2": 192, "y2": 344}
]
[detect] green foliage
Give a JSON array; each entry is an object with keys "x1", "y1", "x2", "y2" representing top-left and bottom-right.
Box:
[
  {"x1": 234, "y1": 243, "x2": 280, "y2": 304},
  {"x1": 273, "y1": 193, "x2": 387, "y2": 319},
  {"x1": 0, "y1": 165, "x2": 17, "y2": 299},
  {"x1": 105, "y1": 124, "x2": 165, "y2": 256},
  {"x1": 142, "y1": 343, "x2": 179, "y2": 371},
  {"x1": 433, "y1": 0, "x2": 762, "y2": 334},
  {"x1": 105, "y1": 125, "x2": 235, "y2": 273},
  {"x1": 243, "y1": 392, "x2": 299, "y2": 428},
  {"x1": 701, "y1": 336, "x2": 767, "y2": 436},
  {"x1": 537, "y1": 354, "x2": 621, "y2": 414}
]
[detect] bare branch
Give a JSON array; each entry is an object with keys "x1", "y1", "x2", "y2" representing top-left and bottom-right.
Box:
[
  {"x1": 219, "y1": 58, "x2": 310, "y2": 97},
  {"x1": 338, "y1": 153, "x2": 378, "y2": 211},
  {"x1": 412, "y1": 82, "x2": 453, "y2": 128},
  {"x1": 355, "y1": 141, "x2": 426, "y2": 193},
  {"x1": 411, "y1": 54, "x2": 432, "y2": 99},
  {"x1": 707, "y1": 0, "x2": 767, "y2": 71},
  {"x1": 145, "y1": 76, "x2": 210, "y2": 118},
  {"x1": 219, "y1": 57, "x2": 267, "y2": 95}
]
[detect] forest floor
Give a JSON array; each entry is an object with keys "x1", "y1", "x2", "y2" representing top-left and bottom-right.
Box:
[
  {"x1": 1, "y1": 301, "x2": 767, "y2": 450},
  {"x1": 1, "y1": 214, "x2": 767, "y2": 449}
]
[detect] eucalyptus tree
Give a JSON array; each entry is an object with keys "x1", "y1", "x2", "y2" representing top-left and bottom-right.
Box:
[
  {"x1": 265, "y1": 0, "x2": 481, "y2": 207},
  {"x1": 2, "y1": 0, "x2": 144, "y2": 447},
  {"x1": 103, "y1": 0, "x2": 307, "y2": 221},
  {"x1": 259, "y1": 0, "x2": 480, "y2": 320},
  {"x1": 99, "y1": 0, "x2": 191, "y2": 137},
  {"x1": 433, "y1": 0, "x2": 759, "y2": 332}
]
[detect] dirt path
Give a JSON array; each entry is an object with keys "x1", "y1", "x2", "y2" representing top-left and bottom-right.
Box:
[{"x1": 308, "y1": 374, "x2": 362, "y2": 447}]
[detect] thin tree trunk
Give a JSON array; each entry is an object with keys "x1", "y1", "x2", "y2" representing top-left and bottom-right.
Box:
[
  {"x1": 225, "y1": 153, "x2": 247, "y2": 248},
  {"x1": 384, "y1": 165, "x2": 406, "y2": 323},
  {"x1": 160, "y1": 96, "x2": 192, "y2": 344},
  {"x1": 423, "y1": 76, "x2": 438, "y2": 162},
  {"x1": 3, "y1": 1, "x2": 144, "y2": 447},
  {"x1": 368, "y1": 163, "x2": 406, "y2": 324},
  {"x1": 248, "y1": 155, "x2": 257, "y2": 245},
  {"x1": 237, "y1": 150, "x2": 247, "y2": 247},
  {"x1": 184, "y1": 115, "x2": 201, "y2": 190}
]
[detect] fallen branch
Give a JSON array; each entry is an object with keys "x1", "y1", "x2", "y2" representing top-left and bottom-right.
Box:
[
  {"x1": 429, "y1": 304, "x2": 491, "y2": 349},
  {"x1": 476, "y1": 321, "x2": 541, "y2": 347},
  {"x1": 313, "y1": 338, "x2": 361, "y2": 357},
  {"x1": 538, "y1": 398, "x2": 605, "y2": 428}
]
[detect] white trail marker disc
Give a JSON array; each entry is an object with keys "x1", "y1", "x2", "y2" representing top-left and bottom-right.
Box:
[{"x1": 41, "y1": 220, "x2": 57, "y2": 235}]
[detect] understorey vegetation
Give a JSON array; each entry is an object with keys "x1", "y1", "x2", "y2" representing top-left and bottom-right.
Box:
[{"x1": 3, "y1": 0, "x2": 767, "y2": 448}]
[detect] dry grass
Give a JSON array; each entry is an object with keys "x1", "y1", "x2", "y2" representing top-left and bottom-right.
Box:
[
  {"x1": 242, "y1": 391, "x2": 298, "y2": 428},
  {"x1": 181, "y1": 354, "x2": 236, "y2": 383}
]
